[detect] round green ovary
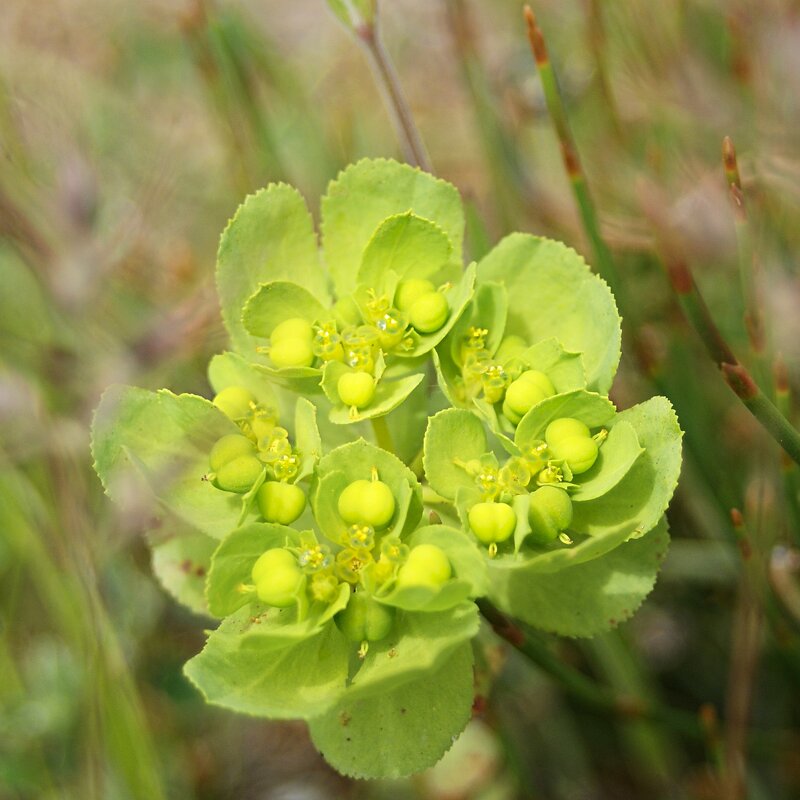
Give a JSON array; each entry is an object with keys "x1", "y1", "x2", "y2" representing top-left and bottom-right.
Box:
[
  {"x1": 409, "y1": 292, "x2": 449, "y2": 333},
  {"x1": 550, "y1": 435, "x2": 598, "y2": 474},
  {"x1": 494, "y1": 335, "x2": 528, "y2": 363},
  {"x1": 256, "y1": 481, "x2": 306, "y2": 524},
  {"x1": 337, "y1": 479, "x2": 395, "y2": 529},
  {"x1": 271, "y1": 317, "x2": 313, "y2": 343},
  {"x1": 395, "y1": 278, "x2": 435, "y2": 311},
  {"x1": 545, "y1": 417, "x2": 591, "y2": 447},
  {"x1": 335, "y1": 592, "x2": 395, "y2": 642},
  {"x1": 504, "y1": 371, "x2": 554, "y2": 417},
  {"x1": 468, "y1": 501, "x2": 516, "y2": 545},
  {"x1": 213, "y1": 386, "x2": 255, "y2": 421},
  {"x1": 528, "y1": 486, "x2": 573, "y2": 544},
  {"x1": 214, "y1": 455, "x2": 263, "y2": 493},
  {"x1": 337, "y1": 372, "x2": 375, "y2": 408},
  {"x1": 396, "y1": 544, "x2": 451, "y2": 588},
  {"x1": 251, "y1": 548, "x2": 302, "y2": 607},
  {"x1": 209, "y1": 434, "x2": 256, "y2": 472},
  {"x1": 269, "y1": 337, "x2": 315, "y2": 368}
]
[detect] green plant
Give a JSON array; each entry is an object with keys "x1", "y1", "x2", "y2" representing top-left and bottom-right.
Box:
[{"x1": 91, "y1": 158, "x2": 682, "y2": 778}]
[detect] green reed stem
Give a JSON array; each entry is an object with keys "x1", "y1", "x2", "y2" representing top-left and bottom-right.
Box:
[
  {"x1": 477, "y1": 599, "x2": 705, "y2": 742},
  {"x1": 523, "y1": 6, "x2": 621, "y2": 298}
]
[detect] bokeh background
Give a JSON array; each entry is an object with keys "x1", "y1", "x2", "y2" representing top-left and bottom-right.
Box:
[{"x1": 3, "y1": 0, "x2": 800, "y2": 797}]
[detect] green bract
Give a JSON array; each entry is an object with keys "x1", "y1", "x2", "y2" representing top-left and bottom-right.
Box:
[{"x1": 91, "y1": 158, "x2": 682, "y2": 779}]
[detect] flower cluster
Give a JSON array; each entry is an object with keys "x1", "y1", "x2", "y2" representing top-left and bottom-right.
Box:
[{"x1": 92, "y1": 159, "x2": 682, "y2": 779}]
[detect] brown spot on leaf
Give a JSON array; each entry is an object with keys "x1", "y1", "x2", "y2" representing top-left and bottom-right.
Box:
[
  {"x1": 180, "y1": 559, "x2": 192, "y2": 573},
  {"x1": 339, "y1": 711, "x2": 351, "y2": 727}
]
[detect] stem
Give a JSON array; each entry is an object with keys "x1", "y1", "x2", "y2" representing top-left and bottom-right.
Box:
[
  {"x1": 477, "y1": 599, "x2": 706, "y2": 742},
  {"x1": 371, "y1": 414, "x2": 395, "y2": 453},
  {"x1": 356, "y1": 19, "x2": 432, "y2": 172},
  {"x1": 522, "y1": 6, "x2": 621, "y2": 297},
  {"x1": 645, "y1": 230, "x2": 800, "y2": 466},
  {"x1": 725, "y1": 509, "x2": 765, "y2": 800}
]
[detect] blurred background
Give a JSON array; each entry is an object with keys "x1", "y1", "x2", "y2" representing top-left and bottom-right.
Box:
[{"x1": 3, "y1": 0, "x2": 800, "y2": 797}]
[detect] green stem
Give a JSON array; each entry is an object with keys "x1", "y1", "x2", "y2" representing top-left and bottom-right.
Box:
[
  {"x1": 660, "y1": 255, "x2": 800, "y2": 467},
  {"x1": 523, "y1": 6, "x2": 622, "y2": 298},
  {"x1": 722, "y1": 136, "x2": 771, "y2": 396},
  {"x1": 477, "y1": 599, "x2": 705, "y2": 742},
  {"x1": 371, "y1": 414, "x2": 395, "y2": 453}
]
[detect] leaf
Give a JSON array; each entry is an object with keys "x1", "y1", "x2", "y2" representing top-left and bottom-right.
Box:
[
  {"x1": 514, "y1": 389, "x2": 617, "y2": 450},
  {"x1": 92, "y1": 386, "x2": 242, "y2": 540},
  {"x1": 489, "y1": 518, "x2": 670, "y2": 637},
  {"x1": 150, "y1": 530, "x2": 217, "y2": 616},
  {"x1": 321, "y1": 159, "x2": 464, "y2": 298},
  {"x1": 570, "y1": 421, "x2": 643, "y2": 502},
  {"x1": 184, "y1": 612, "x2": 350, "y2": 720},
  {"x1": 358, "y1": 212, "x2": 457, "y2": 291},
  {"x1": 216, "y1": 184, "x2": 329, "y2": 355},
  {"x1": 423, "y1": 409, "x2": 488, "y2": 501},
  {"x1": 477, "y1": 234, "x2": 620, "y2": 393},
  {"x1": 206, "y1": 522, "x2": 301, "y2": 618},
  {"x1": 376, "y1": 526, "x2": 489, "y2": 611},
  {"x1": 309, "y1": 643, "x2": 474, "y2": 779},
  {"x1": 326, "y1": 0, "x2": 375, "y2": 29},
  {"x1": 571, "y1": 396, "x2": 683, "y2": 540},
  {"x1": 311, "y1": 440, "x2": 424, "y2": 541},
  {"x1": 242, "y1": 281, "x2": 331, "y2": 339}
]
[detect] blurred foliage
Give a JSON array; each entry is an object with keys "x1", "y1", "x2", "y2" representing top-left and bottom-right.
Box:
[{"x1": 2, "y1": 0, "x2": 800, "y2": 797}]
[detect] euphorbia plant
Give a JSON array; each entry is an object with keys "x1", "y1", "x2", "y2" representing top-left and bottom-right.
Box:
[{"x1": 91, "y1": 158, "x2": 682, "y2": 778}]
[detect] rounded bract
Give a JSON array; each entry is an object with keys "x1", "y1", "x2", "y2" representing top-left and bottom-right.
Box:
[
  {"x1": 256, "y1": 481, "x2": 307, "y2": 525},
  {"x1": 545, "y1": 417, "x2": 591, "y2": 447},
  {"x1": 468, "y1": 501, "x2": 517, "y2": 545},
  {"x1": 269, "y1": 337, "x2": 315, "y2": 368},
  {"x1": 396, "y1": 543, "x2": 452, "y2": 588},
  {"x1": 337, "y1": 479, "x2": 396, "y2": 529},
  {"x1": 337, "y1": 371, "x2": 376, "y2": 409},
  {"x1": 271, "y1": 317, "x2": 314, "y2": 343},
  {"x1": 335, "y1": 591, "x2": 395, "y2": 642},
  {"x1": 214, "y1": 454, "x2": 263, "y2": 493},
  {"x1": 213, "y1": 386, "x2": 256, "y2": 421},
  {"x1": 550, "y1": 435, "x2": 599, "y2": 474},
  {"x1": 527, "y1": 486, "x2": 573, "y2": 544},
  {"x1": 251, "y1": 548, "x2": 303, "y2": 607},
  {"x1": 395, "y1": 278, "x2": 436, "y2": 311},
  {"x1": 209, "y1": 434, "x2": 256, "y2": 473},
  {"x1": 409, "y1": 291, "x2": 449, "y2": 334}
]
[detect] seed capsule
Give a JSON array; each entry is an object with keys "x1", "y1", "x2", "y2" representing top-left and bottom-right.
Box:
[
  {"x1": 271, "y1": 317, "x2": 314, "y2": 343},
  {"x1": 545, "y1": 417, "x2": 591, "y2": 447},
  {"x1": 251, "y1": 548, "x2": 303, "y2": 607},
  {"x1": 269, "y1": 337, "x2": 315, "y2": 368},
  {"x1": 256, "y1": 481, "x2": 307, "y2": 525},
  {"x1": 335, "y1": 591, "x2": 395, "y2": 643},
  {"x1": 337, "y1": 479, "x2": 395, "y2": 529},
  {"x1": 213, "y1": 386, "x2": 255, "y2": 421},
  {"x1": 549, "y1": 435, "x2": 599, "y2": 475},
  {"x1": 503, "y1": 370, "x2": 555, "y2": 418},
  {"x1": 214, "y1": 455, "x2": 263, "y2": 493},
  {"x1": 527, "y1": 486, "x2": 573, "y2": 544},
  {"x1": 396, "y1": 544, "x2": 452, "y2": 589},
  {"x1": 395, "y1": 278, "x2": 436, "y2": 311},
  {"x1": 468, "y1": 501, "x2": 517, "y2": 545},
  {"x1": 409, "y1": 291, "x2": 449, "y2": 334},
  {"x1": 337, "y1": 372, "x2": 376, "y2": 409},
  {"x1": 209, "y1": 434, "x2": 256, "y2": 473}
]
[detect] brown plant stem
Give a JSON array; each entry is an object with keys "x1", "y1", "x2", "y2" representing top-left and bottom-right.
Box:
[{"x1": 355, "y1": 19, "x2": 432, "y2": 172}]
